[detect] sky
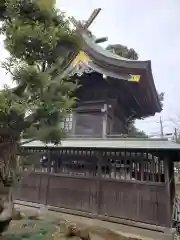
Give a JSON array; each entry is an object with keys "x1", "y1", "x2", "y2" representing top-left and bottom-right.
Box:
[{"x1": 0, "y1": 0, "x2": 180, "y2": 137}]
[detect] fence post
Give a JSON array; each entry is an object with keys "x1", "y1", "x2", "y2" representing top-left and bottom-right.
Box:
[
  {"x1": 164, "y1": 155, "x2": 173, "y2": 228},
  {"x1": 97, "y1": 151, "x2": 102, "y2": 215},
  {"x1": 45, "y1": 150, "x2": 51, "y2": 206}
]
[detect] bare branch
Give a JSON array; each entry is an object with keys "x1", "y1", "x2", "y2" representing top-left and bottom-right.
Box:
[
  {"x1": 20, "y1": 138, "x2": 37, "y2": 146},
  {"x1": 168, "y1": 116, "x2": 180, "y2": 129}
]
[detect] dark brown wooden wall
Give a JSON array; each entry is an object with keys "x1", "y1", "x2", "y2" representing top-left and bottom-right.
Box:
[
  {"x1": 17, "y1": 148, "x2": 173, "y2": 228},
  {"x1": 16, "y1": 172, "x2": 169, "y2": 227}
]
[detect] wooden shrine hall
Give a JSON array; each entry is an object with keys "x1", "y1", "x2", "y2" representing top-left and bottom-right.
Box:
[
  {"x1": 52, "y1": 12, "x2": 161, "y2": 138},
  {"x1": 17, "y1": 10, "x2": 180, "y2": 238}
]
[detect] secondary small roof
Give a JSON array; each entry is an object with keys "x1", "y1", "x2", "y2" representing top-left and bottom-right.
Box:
[{"x1": 22, "y1": 138, "x2": 180, "y2": 151}]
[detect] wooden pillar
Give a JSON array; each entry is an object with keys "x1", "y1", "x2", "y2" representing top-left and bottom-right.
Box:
[
  {"x1": 102, "y1": 104, "x2": 107, "y2": 138},
  {"x1": 140, "y1": 158, "x2": 144, "y2": 181},
  {"x1": 164, "y1": 155, "x2": 173, "y2": 228},
  {"x1": 72, "y1": 111, "x2": 76, "y2": 135},
  {"x1": 169, "y1": 158, "x2": 175, "y2": 221},
  {"x1": 97, "y1": 152, "x2": 102, "y2": 214},
  {"x1": 45, "y1": 150, "x2": 51, "y2": 206},
  {"x1": 38, "y1": 150, "x2": 51, "y2": 206}
]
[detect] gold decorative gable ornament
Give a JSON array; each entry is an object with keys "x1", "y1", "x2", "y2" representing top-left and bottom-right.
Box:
[
  {"x1": 70, "y1": 51, "x2": 94, "y2": 77},
  {"x1": 128, "y1": 74, "x2": 141, "y2": 82},
  {"x1": 72, "y1": 51, "x2": 91, "y2": 66}
]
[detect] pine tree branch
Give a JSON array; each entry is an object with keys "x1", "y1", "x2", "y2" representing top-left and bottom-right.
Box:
[{"x1": 42, "y1": 61, "x2": 46, "y2": 72}]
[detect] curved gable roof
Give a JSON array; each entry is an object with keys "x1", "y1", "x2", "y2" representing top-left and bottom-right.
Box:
[{"x1": 57, "y1": 23, "x2": 162, "y2": 116}]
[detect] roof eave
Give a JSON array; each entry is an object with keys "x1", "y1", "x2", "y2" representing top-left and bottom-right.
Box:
[{"x1": 146, "y1": 62, "x2": 162, "y2": 113}]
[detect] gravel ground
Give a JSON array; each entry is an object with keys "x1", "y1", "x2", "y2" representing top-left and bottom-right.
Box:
[
  {"x1": 3, "y1": 206, "x2": 127, "y2": 240},
  {"x1": 14, "y1": 204, "x2": 174, "y2": 240}
]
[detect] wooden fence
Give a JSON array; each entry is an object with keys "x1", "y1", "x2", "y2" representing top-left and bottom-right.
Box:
[{"x1": 16, "y1": 148, "x2": 171, "y2": 228}]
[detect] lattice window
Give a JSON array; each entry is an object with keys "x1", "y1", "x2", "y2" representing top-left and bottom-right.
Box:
[
  {"x1": 60, "y1": 111, "x2": 73, "y2": 132},
  {"x1": 63, "y1": 112, "x2": 73, "y2": 132},
  {"x1": 101, "y1": 151, "x2": 165, "y2": 183},
  {"x1": 22, "y1": 148, "x2": 165, "y2": 183},
  {"x1": 49, "y1": 150, "x2": 98, "y2": 177}
]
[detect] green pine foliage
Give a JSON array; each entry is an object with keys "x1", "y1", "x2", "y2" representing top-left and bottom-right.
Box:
[
  {"x1": 106, "y1": 44, "x2": 139, "y2": 60},
  {"x1": 0, "y1": 0, "x2": 81, "y2": 144}
]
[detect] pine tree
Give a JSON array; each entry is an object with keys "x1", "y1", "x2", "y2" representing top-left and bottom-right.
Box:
[{"x1": 0, "y1": 0, "x2": 81, "y2": 229}]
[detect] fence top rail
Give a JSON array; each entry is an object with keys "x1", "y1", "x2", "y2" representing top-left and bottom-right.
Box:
[
  {"x1": 21, "y1": 138, "x2": 180, "y2": 151},
  {"x1": 28, "y1": 172, "x2": 166, "y2": 186}
]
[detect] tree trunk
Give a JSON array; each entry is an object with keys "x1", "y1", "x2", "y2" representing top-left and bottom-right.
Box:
[
  {"x1": 0, "y1": 138, "x2": 17, "y2": 234},
  {"x1": 0, "y1": 135, "x2": 37, "y2": 234},
  {"x1": 0, "y1": 184, "x2": 13, "y2": 234}
]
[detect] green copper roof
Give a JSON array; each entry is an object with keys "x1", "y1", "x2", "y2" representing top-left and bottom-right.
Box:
[
  {"x1": 22, "y1": 138, "x2": 180, "y2": 151},
  {"x1": 81, "y1": 31, "x2": 150, "y2": 70}
]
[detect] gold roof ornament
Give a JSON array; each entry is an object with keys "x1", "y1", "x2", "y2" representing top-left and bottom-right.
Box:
[
  {"x1": 128, "y1": 74, "x2": 141, "y2": 82},
  {"x1": 72, "y1": 51, "x2": 91, "y2": 66},
  {"x1": 70, "y1": 51, "x2": 94, "y2": 77}
]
